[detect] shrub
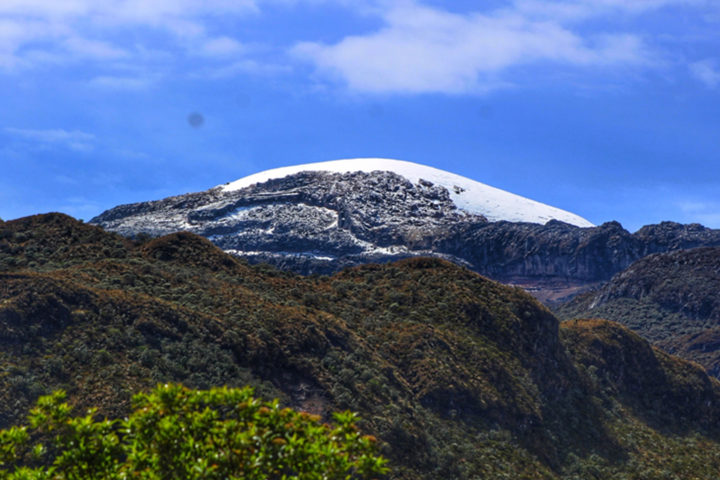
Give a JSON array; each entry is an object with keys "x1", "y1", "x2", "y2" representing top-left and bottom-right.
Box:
[{"x1": 0, "y1": 384, "x2": 388, "y2": 479}]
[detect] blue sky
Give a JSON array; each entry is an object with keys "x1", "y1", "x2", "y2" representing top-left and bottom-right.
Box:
[{"x1": 1, "y1": 0, "x2": 718, "y2": 232}]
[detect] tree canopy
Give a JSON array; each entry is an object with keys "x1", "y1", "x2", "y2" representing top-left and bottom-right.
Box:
[{"x1": 0, "y1": 384, "x2": 388, "y2": 479}]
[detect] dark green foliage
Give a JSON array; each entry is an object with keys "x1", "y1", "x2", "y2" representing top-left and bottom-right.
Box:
[
  {"x1": 0, "y1": 384, "x2": 387, "y2": 479},
  {"x1": 1, "y1": 213, "x2": 720, "y2": 479}
]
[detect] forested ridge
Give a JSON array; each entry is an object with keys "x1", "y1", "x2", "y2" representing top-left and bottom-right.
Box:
[{"x1": 1, "y1": 213, "x2": 719, "y2": 479}]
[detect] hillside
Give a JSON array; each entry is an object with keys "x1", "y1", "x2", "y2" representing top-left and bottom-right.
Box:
[
  {"x1": 2, "y1": 213, "x2": 720, "y2": 479},
  {"x1": 555, "y1": 246, "x2": 720, "y2": 379}
]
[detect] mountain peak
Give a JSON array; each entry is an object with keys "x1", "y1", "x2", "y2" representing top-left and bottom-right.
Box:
[{"x1": 220, "y1": 158, "x2": 594, "y2": 228}]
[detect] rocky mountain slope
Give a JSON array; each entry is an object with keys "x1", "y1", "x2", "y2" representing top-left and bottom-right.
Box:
[
  {"x1": 90, "y1": 160, "x2": 720, "y2": 302},
  {"x1": 1, "y1": 213, "x2": 720, "y2": 479},
  {"x1": 556, "y1": 246, "x2": 720, "y2": 379},
  {"x1": 218, "y1": 158, "x2": 595, "y2": 226}
]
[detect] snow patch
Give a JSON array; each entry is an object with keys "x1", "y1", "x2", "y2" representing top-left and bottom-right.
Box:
[
  {"x1": 220, "y1": 158, "x2": 593, "y2": 228},
  {"x1": 219, "y1": 205, "x2": 257, "y2": 220},
  {"x1": 226, "y1": 250, "x2": 337, "y2": 261}
]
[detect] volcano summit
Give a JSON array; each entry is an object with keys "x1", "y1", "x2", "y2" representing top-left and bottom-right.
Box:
[
  {"x1": 91, "y1": 158, "x2": 720, "y2": 299},
  {"x1": 92, "y1": 158, "x2": 591, "y2": 272}
]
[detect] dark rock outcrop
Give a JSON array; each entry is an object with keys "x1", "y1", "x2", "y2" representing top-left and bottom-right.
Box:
[{"x1": 91, "y1": 171, "x2": 720, "y2": 300}]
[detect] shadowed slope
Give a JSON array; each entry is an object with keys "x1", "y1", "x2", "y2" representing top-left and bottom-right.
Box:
[{"x1": 557, "y1": 247, "x2": 720, "y2": 378}]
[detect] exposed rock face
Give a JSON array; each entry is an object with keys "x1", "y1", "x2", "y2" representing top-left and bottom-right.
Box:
[
  {"x1": 555, "y1": 246, "x2": 720, "y2": 378},
  {"x1": 633, "y1": 222, "x2": 720, "y2": 254},
  {"x1": 438, "y1": 220, "x2": 641, "y2": 282},
  {"x1": 91, "y1": 171, "x2": 720, "y2": 299},
  {"x1": 92, "y1": 171, "x2": 483, "y2": 271}
]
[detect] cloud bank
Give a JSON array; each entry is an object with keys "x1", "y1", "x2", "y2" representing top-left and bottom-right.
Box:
[
  {"x1": 294, "y1": 3, "x2": 653, "y2": 94},
  {"x1": 0, "y1": 0, "x2": 717, "y2": 94},
  {"x1": 0, "y1": 0, "x2": 256, "y2": 75},
  {"x1": 690, "y1": 59, "x2": 720, "y2": 88},
  {"x1": 4, "y1": 127, "x2": 95, "y2": 151},
  {"x1": 292, "y1": 0, "x2": 720, "y2": 94}
]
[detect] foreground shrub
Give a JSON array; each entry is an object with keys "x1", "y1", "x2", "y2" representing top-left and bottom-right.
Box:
[{"x1": 0, "y1": 384, "x2": 387, "y2": 479}]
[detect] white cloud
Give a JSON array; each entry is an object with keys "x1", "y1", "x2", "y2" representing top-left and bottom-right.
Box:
[
  {"x1": 0, "y1": 0, "x2": 258, "y2": 20},
  {"x1": 196, "y1": 37, "x2": 245, "y2": 58},
  {"x1": 293, "y1": 3, "x2": 652, "y2": 94},
  {"x1": 89, "y1": 74, "x2": 158, "y2": 90},
  {"x1": 678, "y1": 199, "x2": 720, "y2": 227},
  {"x1": 197, "y1": 59, "x2": 291, "y2": 79},
  {"x1": 4, "y1": 127, "x2": 95, "y2": 151},
  {"x1": 0, "y1": 0, "x2": 714, "y2": 93},
  {"x1": 0, "y1": 0, "x2": 91, "y2": 17},
  {"x1": 110, "y1": 0, "x2": 258, "y2": 20},
  {"x1": 690, "y1": 59, "x2": 720, "y2": 88},
  {"x1": 0, "y1": 0, "x2": 258, "y2": 72},
  {"x1": 0, "y1": 18, "x2": 69, "y2": 68},
  {"x1": 63, "y1": 37, "x2": 129, "y2": 60},
  {"x1": 512, "y1": 0, "x2": 707, "y2": 21}
]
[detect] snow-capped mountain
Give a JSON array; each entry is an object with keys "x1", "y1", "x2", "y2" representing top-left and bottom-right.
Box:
[
  {"x1": 91, "y1": 158, "x2": 592, "y2": 273},
  {"x1": 91, "y1": 158, "x2": 720, "y2": 301},
  {"x1": 220, "y1": 159, "x2": 594, "y2": 227}
]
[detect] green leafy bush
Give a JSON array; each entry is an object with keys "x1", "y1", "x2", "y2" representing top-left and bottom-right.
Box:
[{"x1": 0, "y1": 384, "x2": 388, "y2": 479}]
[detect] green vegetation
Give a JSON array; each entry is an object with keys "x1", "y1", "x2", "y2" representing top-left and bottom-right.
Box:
[
  {"x1": 559, "y1": 319, "x2": 720, "y2": 478},
  {"x1": 1, "y1": 213, "x2": 720, "y2": 479},
  {"x1": 555, "y1": 247, "x2": 720, "y2": 378},
  {"x1": 0, "y1": 384, "x2": 387, "y2": 479}
]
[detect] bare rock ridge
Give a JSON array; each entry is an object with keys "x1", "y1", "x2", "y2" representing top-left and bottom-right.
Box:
[
  {"x1": 92, "y1": 169, "x2": 480, "y2": 270},
  {"x1": 90, "y1": 159, "x2": 720, "y2": 298}
]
